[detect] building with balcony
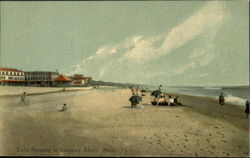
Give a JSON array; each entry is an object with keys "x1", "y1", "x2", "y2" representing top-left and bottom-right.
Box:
[
  {"x1": 0, "y1": 68, "x2": 25, "y2": 86},
  {"x1": 24, "y1": 71, "x2": 59, "y2": 86}
]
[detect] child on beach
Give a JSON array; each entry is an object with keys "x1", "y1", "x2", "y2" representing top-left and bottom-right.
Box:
[
  {"x1": 245, "y1": 100, "x2": 249, "y2": 119},
  {"x1": 20, "y1": 92, "x2": 26, "y2": 103}
]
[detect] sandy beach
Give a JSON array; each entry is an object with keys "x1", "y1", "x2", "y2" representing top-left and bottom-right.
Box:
[{"x1": 0, "y1": 87, "x2": 249, "y2": 157}]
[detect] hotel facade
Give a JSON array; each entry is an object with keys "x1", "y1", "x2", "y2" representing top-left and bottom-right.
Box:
[{"x1": 0, "y1": 68, "x2": 25, "y2": 85}]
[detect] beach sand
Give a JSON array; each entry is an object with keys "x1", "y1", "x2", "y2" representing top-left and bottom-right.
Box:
[{"x1": 0, "y1": 87, "x2": 249, "y2": 156}]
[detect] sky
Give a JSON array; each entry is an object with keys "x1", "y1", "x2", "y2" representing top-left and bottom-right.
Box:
[{"x1": 0, "y1": 1, "x2": 249, "y2": 86}]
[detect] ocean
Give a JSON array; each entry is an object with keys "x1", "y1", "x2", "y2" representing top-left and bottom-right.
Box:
[{"x1": 143, "y1": 85, "x2": 250, "y2": 106}]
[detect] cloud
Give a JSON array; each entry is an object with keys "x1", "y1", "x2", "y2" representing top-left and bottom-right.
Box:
[{"x1": 70, "y1": 1, "x2": 227, "y2": 84}]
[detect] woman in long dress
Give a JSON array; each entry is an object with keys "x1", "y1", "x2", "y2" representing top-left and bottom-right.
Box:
[{"x1": 245, "y1": 100, "x2": 249, "y2": 118}]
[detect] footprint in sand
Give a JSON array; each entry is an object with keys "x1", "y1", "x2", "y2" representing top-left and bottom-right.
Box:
[
  {"x1": 200, "y1": 148, "x2": 204, "y2": 151},
  {"x1": 214, "y1": 126, "x2": 219, "y2": 129},
  {"x1": 223, "y1": 152, "x2": 230, "y2": 156},
  {"x1": 164, "y1": 133, "x2": 168, "y2": 136},
  {"x1": 208, "y1": 150, "x2": 214, "y2": 155},
  {"x1": 184, "y1": 145, "x2": 187, "y2": 148},
  {"x1": 206, "y1": 138, "x2": 210, "y2": 142},
  {"x1": 154, "y1": 133, "x2": 160, "y2": 138},
  {"x1": 197, "y1": 139, "x2": 200, "y2": 142},
  {"x1": 144, "y1": 137, "x2": 147, "y2": 139},
  {"x1": 149, "y1": 142, "x2": 153, "y2": 145},
  {"x1": 177, "y1": 144, "x2": 179, "y2": 146},
  {"x1": 184, "y1": 135, "x2": 187, "y2": 137},
  {"x1": 238, "y1": 145, "x2": 241, "y2": 148},
  {"x1": 185, "y1": 139, "x2": 188, "y2": 142},
  {"x1": 209, "y1": 133, "x2": 212, "y2": 136},
  {"x1": 211, "y1": 145, "x2": 215, "y2": 149},
  {"x1": 170, "y1": 139, "x2": 174, "y2": 143}
]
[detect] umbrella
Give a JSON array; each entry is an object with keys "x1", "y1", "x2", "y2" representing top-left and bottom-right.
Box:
[
  {"x1": 129, "y1": 95, "x2": 142, "y2": 104},
  {"x1": 151, "y1": 90, "x2": 162, "y2": 97}
]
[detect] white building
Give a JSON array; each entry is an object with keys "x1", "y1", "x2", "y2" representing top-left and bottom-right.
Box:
[{"x1": 0, "y1": 68, "x2": 25, "y2": 85}]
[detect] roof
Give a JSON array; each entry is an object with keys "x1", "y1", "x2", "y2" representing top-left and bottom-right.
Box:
[
  {"x1": 54, "y1": 75, "x2": 71, "y2": 82},
  {"x1": 25, "y1": 71, "x2": 59, "y2": 74},
  {"x1": 0, "y1": 68, "x2": 23, "y2": 72},
  {"x1": 74, "y1": 74, "x2": 84, "y2": 79}
]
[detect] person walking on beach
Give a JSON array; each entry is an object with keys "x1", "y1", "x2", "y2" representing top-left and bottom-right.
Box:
[
  {"x1": 245, "y1": 100, "x2": 249, "y2": 119},
  {"x1": 20, "y1": 92, "x2": 26, "y2": 103},
  {"x1": 219, "y1": 93, "x2": 225, "y2": 105}
]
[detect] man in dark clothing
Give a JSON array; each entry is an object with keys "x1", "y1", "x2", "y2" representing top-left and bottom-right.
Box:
[
  {"x1": 219, "y1": 93, "x2": 225, "y2": 105},
  {"x1": 245, "y1": 100, "x2": 249, "y2": 119}
]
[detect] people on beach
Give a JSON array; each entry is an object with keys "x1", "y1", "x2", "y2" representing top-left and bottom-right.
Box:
[
  {"x1": 168, "y1": 95, "x2": 174, "y2": 106},
  {"x1": 62, "y1": 103, "x2": 67, "y2": 111},
  {"x1": 129, "y1": 95, "x2": 142, "y2": 108},
  {"x1": 20, "y1": 92, "x2": 26, "y2": 103},
  {"x1": 159, "y1": 85, "x2": 163, "y2": 93},
  {"x1": 245, "y1": 100, "x2": 249, "y2": 119},
  {"x1": 219, "y1": 93, "x2": 225, "y2": 105}
]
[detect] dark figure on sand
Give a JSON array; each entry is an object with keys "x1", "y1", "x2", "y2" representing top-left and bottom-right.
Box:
[
  {"x1": 129, "y1": 95, "x2": 142, "y2": 108},
  {"x1": 59, "y1": 103, "x2": 67, "y2": 112},
  {"x1": 219, "y1": 93, "x2": 225, "y2": 105},
  {"x1": 245, "y1": 100, "x2": 249, "y2": 119},
  {"x1": 20, "y1": 92, "x2": 26, "y2": 103}
]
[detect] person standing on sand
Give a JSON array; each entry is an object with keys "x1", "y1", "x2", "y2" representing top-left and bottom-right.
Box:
[
  {"x1": 20, "y1": 92, "x2": 26, "y2": 103},
  {"x1": 159, "y1": 85, "x2": 163, "y2": 93},
  {"x1": 245, "y1": 100, "x2": 249, "y2": 119},
  {"x1": 219, "y1": 93, "x2": 225, "y2": 105}
]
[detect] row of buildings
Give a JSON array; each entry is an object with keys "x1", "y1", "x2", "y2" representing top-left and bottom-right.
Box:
[{"x1": 0, "y1": 67, "x2": 92, "y2": 87}]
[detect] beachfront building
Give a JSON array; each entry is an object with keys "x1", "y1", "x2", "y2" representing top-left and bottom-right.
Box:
[
  {"x1": 72, "y1": 74, "x2": 85, "y2": 86},
  {"x1": 25, "y1": 71, "x2": 59, "y2": 86},
  {"x1": 0, "y1": 68, "x2": 25, "y2": 86},
  {"x1": 70, "y1": 74, "x2": 92, "y2": 86},
  {"x1": 83, "y1": 77, "x2": 92, "y2": 85},
  {"x1": 54, "y1": 74, "x2": 72, "y2": 86}
]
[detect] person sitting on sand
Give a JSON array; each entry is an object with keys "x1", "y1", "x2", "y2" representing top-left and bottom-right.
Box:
[
  {"x1": 245, "y1": 100, "x2": 249, "y2": 119},
  {"x1": 62, "y1": 103, "x2": 67, "y2": 111},
  {"x1": 20, "y1": 92, "x2": 26, "y2": 103},
  {"x1": 219, "y1": 93, "x2": 225, "y2": 105},
  {"x1": 168, "y1": 95, "x2": 174, "y2": 106}
]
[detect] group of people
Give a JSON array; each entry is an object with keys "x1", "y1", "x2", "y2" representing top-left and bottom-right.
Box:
[
  {"x1": 128, "y1": 85, "x2": 183, "y2": 107},
  {"x1": 219, "y1": 93, "x2": 249, "y2": 118},
  {"x1": 152, "y1": 85, "x2": 183, "y2": 106}
]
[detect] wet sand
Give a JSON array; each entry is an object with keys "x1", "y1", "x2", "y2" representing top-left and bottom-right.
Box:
[{"x1": 0, "y1": 87, "x2": 249, "y2": 156}]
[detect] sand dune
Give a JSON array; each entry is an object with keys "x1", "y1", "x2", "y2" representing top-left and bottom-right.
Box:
[{"x1": 0, "y1": 87, "x2": 249, "y2": 156}]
